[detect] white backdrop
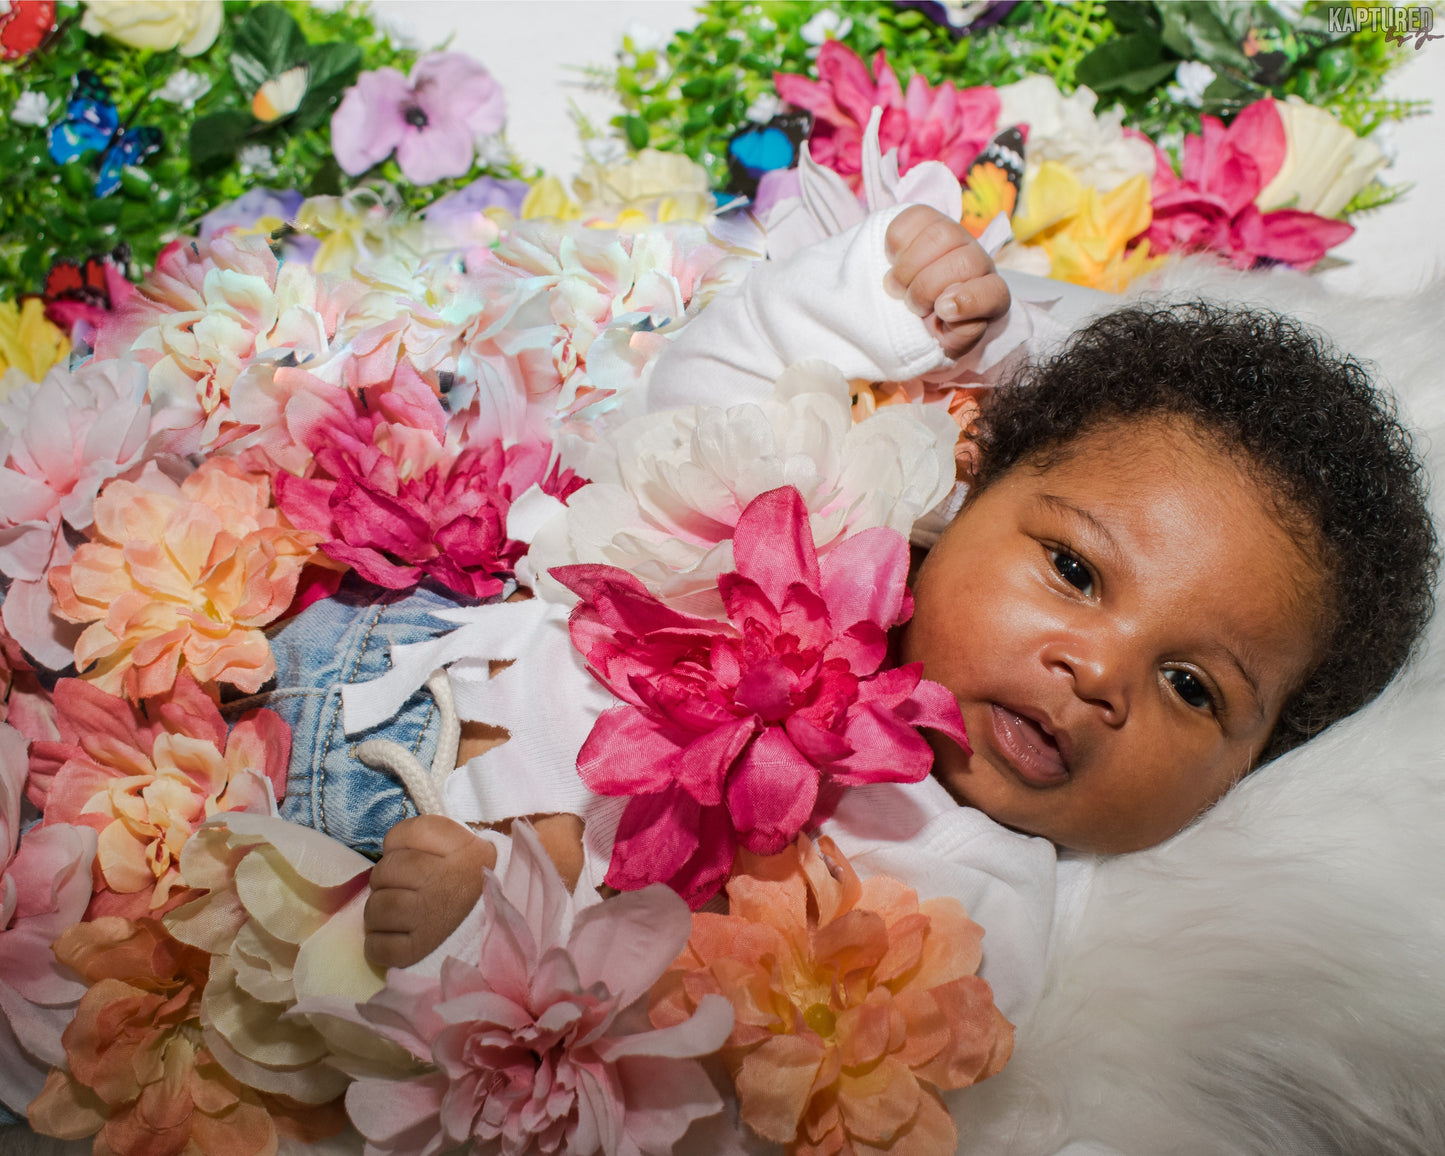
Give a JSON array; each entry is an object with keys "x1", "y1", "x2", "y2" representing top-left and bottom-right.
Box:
[{"x1": 366, "y1": 0, "x2": 1444, "y2": 295}]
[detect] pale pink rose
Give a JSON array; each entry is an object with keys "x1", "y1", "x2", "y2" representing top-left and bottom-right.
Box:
[
  {"x1": 306, "y1": 822, "x2": 734, "y2": 1156},
  {"x1": 0, "y1": 722, "x2": 96, "y2": 1116}
]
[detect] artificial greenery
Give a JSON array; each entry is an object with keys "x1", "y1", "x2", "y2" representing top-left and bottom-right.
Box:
[
  {"x1": 0, "y1": 0, "x2": 524, "y2": 300},
  {"x1": 609, "y1": 0, "x2": 1421, "y2": 193}
]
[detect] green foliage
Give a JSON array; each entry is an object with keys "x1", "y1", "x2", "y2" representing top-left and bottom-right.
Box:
[{"x1": 0, "y1": 0, "x2": 524, "y2": 300}]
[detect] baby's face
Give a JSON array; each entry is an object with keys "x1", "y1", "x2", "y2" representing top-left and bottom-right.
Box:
[{"x1": 903, "y1": 416, "x2": 1325, "y2": 854}]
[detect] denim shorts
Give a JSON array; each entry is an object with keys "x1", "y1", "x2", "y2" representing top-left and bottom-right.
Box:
[{"x1": 223, "y1": 577, "x2": 473, "y2": 858}]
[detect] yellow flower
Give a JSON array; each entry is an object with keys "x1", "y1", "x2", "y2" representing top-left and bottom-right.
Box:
[
  {"x1": 294, "y1": 187, "x2": 429, "y2": 276},
  {"x1": 0, "y1": 297, "x2": 69, "y2": 385},
  {"x1": 522, "y1": 151, "x2": 716, "y2": 229},
  {"x1": 80, "y1": 0, "x2": 222, "y2": 56},
  {"x1": 1010, "y1": 162, "x2": 1161, "y2": 292},
  {"x1": 520, "y1": 175, "x2": 582, "y2": 221}
]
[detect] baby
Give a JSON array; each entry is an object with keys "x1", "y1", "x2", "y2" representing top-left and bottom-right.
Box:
[{"x1": 360, "y1": 206, "x2": 1438, "y2": 986}]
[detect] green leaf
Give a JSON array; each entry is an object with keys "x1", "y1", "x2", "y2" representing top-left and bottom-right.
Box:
[
  {"x1": 189, "y1": 111, "x2": 251, "y2": 166},
  {"x1": 1104, "y1": 0, "x2": 1159, "y2": 35},
  {"x1": 291, "y1": 41, "x2": 363, "y2": 131},
  {"x1": 234, "y1": 3, "x2": 306, "y2": 78},
  {"x1": 622, "y1": 114, "x2": 650, "y2": 150},
  {"x1": 1075, "y1": 31, "x2": 1172, "y2": 93}
]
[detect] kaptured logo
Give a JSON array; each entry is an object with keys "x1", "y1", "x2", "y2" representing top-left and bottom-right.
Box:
[{"x1": 1328, "y1": 5, "x2": 1441, "y2": 48}]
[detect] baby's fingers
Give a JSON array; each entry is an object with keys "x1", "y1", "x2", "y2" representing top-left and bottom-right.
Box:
[{"x1": 935, "y1": 274, "x2": 1010, "y2": 327}]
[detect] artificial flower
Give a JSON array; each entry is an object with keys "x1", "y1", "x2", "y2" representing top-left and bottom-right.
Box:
[
  {"x1": 8, "y1": 89, "x2": 53, "y2": 126},
  {"x1": 80, "y1": 0, "x2": 221, "y2": 55},
  {"x1": 529, "y1": 360, "x2": 958, "y2": 613},
  {"x1": 157, "y1": 66, "x2": 211, "y2": 109},
  {"x1": 271, "y1": 360, "x2": 582, "y2": 600},
  {"x1": 552, "y1": 485, "x2": 971, "y2": 908},
  {"x1": 28, "y1": 673, "x2": 288, "y2": 918},
  {"x1": 995, "y1": 75, "x2": 1155, "y2": 193},
  {"x1": 1145, "y1": 98, "x2": 1354, "y2": 269},
  {"x1": 0, "y1": 357, "x2": 177, "y2": 670},
  {"x1": 165, "y1": 812, "x2": 387, "y2": 1105},
  {"x1": 0, "y1": 616, "x2": 55, "y2": 742},
  {"x1": 0, "y1": 0, "x2": 56, "y2": 61},
  {"x1": 1256, "y1": 96, "x2": 1387, "y2": 218},
  {"x1": 775, "y1": 41, "x2": 999, "y2": 192},
  {"x1": 1166, "y1": 60, "x2": 1217, "y2": 108},
  {"x1": 0, "y1": 296, "x2": 68, "y2": 383},
  {"x1": 27, "y1": 916, "x2": 342, "y2": 1156},
  {"x1": 0, "y1": 722, "x2": 95, "y2": 1115},
  {"x1": 571, "y1": 149, "x2": 716, "y2": 224},
  {"x1": 92, "y1": 231, "x2": 355, "y2": 449},
  {"x1": 301, "y1": 821, "x2": 734, "y2": 1156},
  {"x1": 331, "y1": 52, "x2": 506, "y2": 185},
  {"x1": 800, "y1": 8, "x2": 853, "y2": 47},
  {"x1": 48, "y1": 459, "x2": 323, "y2": 698},
  {"x1": 650, "y1": 834, "x2": 1013, "y2": 1156},
  {"x1": 1008, "y1": 162, "x2": 1161, "y2": 292},
  {"x1": 237, "y1": 143, "x2": 279, "y2": 180},
  {"x1": 295, "y1": 185, "x2": 435, "y2": 276},
  {"x1": 424, "y1": 175, "x2": 530, "y2": 246}
]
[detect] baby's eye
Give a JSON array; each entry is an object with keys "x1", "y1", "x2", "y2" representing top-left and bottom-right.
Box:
[
  {"x1": 1050, "y1": 549, "x2": 1093, "y2": 596},
  {"x1": 1165, "y1": 668, "x2": 1216, "y2": 712}
]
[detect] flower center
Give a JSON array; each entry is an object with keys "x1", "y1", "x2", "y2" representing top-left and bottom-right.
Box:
[
  {"x1": 803, "y1": 1002, "x2": 837, "y2": 1038},
  {"x1": 403, "y1": 104, "x2": 428, "y2": 129}
]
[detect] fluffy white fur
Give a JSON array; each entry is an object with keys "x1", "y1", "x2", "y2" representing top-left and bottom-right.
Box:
[{"x1": 953, "y1": 263, "x2": 1445, "y2": 1156}]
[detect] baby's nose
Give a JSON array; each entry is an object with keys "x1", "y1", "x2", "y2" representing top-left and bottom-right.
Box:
[{"x1": 1043, "y1": 639, "x2": 1130, "y2": 725}]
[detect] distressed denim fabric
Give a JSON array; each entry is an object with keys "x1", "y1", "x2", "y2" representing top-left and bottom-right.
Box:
[{"x1": 224, "y1": 577, "x2": 473, "y2": 858}]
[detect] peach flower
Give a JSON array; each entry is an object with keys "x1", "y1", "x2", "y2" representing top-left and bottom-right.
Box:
[
  {"x1": 26, "y1": 916, "x2": 344, "y2": 1156},
  {"x1": 48, "y1": 458, "x2": 322, "y2": 699},
  {"x1": 28, "y1": 674, "x2": 287, "y2": 919},
  {"x1": 651, "y1": 835, "x2": 1013, "y2": 1156}
]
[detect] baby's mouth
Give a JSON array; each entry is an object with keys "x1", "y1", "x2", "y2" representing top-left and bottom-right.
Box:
[{"x1": 989, "y1": 705, "x2": 1070, "y2": 787}]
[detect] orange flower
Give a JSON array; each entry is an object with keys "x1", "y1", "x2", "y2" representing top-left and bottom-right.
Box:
[
  {"x1": 49, "y1": 459, "x2": 321, "y2": 700},
  {"x1": 651, "y1": 835, "x2": 1013, "y2": 1155},
  {"x1": 27, "y1": 917, "x2": 342, "y2": 1156}
]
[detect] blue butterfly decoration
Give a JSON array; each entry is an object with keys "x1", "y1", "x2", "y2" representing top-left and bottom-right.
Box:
[
  {"x1": 725, "y1": 111, "x2": 812, "y2": 198},
  {"x1": 47, "y1": 70, "x2": 162, "y2": 198}
]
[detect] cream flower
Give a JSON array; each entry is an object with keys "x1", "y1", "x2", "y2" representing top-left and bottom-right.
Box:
[
  {"x1": 529, "y1": 359, "x2": 957, "y2": 613},
  {"x1": 1255, "y1": 96, "x2": 1386, "y2": 218},
  {"x1": 165, "y1": 812, "x2": 394, "y2": 1103},
  {"x1": 80, "y1": 0, "x2": 222, "y2": 56},
  {"x1": 997, "y1": 75, "x2": 1155, "y2": 194},
  {"x1": 572, "y1": 149, "x2": 716, "y2": 223}
]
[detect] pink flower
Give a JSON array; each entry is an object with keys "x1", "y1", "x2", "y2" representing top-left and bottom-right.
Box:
[
  {"x1": 552, "y1": 486, "x2": 970, "y2": 909},
  {"x1": 775, "y1": 42, "x2": 999, "y2": 192},
  {"x1": 0, "y1": 722, "x2": 96, "y2": 1115},
  {"x1": 1144, "y1": 99, "x2": 1354, "y2": 269},
  {"x1": 307, "y1": 822, "x2": 734, "y2": 1156},
  {"x1": 272, "y1": 362, "x2": 584, "y2": 600},
  {"x1": 28, "y1": 674, "x2": 288, "y2": 918},
  {"x1": 331, "y1": 53, "x2": 506, "y2": 185},
  {"x1": 0, "y1": 615, "x2": 56, "y2": 744}
]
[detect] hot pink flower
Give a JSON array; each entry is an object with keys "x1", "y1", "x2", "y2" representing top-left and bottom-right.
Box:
[
  {"x1": 306, "y1": 822, "x2": 734, "y2": 1156},
  {"x1": 27, "y1": 674, "x2": 288, "y2": 919},
  {"x1": 331, "y1": 52, "x2": 506, "y2": 185},
  {"x1": 1144, "y1": 98, "x2": 1354, "y2": 269},
  {"x1": 0, "y1": 722, "x2": 96, "y2": 1115},
  {"x1": 273, "y1": 362, "x2": 584, "y2": 600},
  {"x1": 552, "y1": 486, "x2": 970, "y2": 909},
  {"x1": 775, "y1": 41, "x2": 999, "y2": 192}
]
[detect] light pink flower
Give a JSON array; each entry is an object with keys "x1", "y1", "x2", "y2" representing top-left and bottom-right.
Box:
[
  {"x1": 0, "y1": 614, "x2": 56, "y2": 743},
  {"x1": 309, "y1": 821, "x2": 734, "y2": 1156},
  {"x1": 27, "y1": 673, "x2": 288, "y2": 919},
  {"x1": 1145, "y1": 98, "x2": 1354, "y2": 269},
  {"x1": 552, "y1": 486, "x2": 970, "y2": 909},
  {"x1": 331, "y1": 53, "x2": 506, "y2": 185},
  {"x1": 0, "y1": 722, "x2": 96, "y2": 1116},
  {"x1": 775, "y1": 41, "x2": 999, "y2": 193},
  {"x1": 272, "y1": 361, "x2": 584, "y2": 600},
  {"x1": 0, "y1": 358, "x2": 180, "y2": 669}
]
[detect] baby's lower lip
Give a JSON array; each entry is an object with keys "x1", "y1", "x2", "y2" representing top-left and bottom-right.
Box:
[{"x1": 989, "y1": 705, "x2": 1069, "y2": 787}]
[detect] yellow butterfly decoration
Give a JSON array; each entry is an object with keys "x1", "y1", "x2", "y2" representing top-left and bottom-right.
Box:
[{"x1": 252, "y1": 65, "x2": 309, "y2": 123}]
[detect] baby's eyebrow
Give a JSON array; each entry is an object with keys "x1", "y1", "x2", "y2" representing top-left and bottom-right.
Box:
[{"x1": 1037, "y1": 493, "x2": 1122, "y2": 561}]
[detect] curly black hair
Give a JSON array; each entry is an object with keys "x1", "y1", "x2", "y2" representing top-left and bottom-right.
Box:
[{"x1": 972, "y1": 300, "x2": 1438, "y2": 763}]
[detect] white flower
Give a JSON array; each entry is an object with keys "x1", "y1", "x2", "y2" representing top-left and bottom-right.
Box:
[
  {"x1": 9, "y1": 91, "x2": 54, "y2": 127},
  {"x1": 238, "y1": 143, "x2": 278, "y2": 178},
  {"x1": 1165, "y1": 60, "x2": 1217, "y2": 108},
  {"x1": 997, "y1": 75, "x2": 1155, "y2": 193},
  {"x1": 528, "y1": 360, "x2": 958, "y2": 614},
  {"x1": 1256, "y1": 96, "x2": 1387, "y2": 217},
  {"x1": 746, "y1": 91, "x2": 782, "y2": 124},
  {"x1": 157, "y1": 68, "x2": 211, "y2": 109},
  {"x1": 801, "y1": 9, "x2": 852, "y2": 45}
]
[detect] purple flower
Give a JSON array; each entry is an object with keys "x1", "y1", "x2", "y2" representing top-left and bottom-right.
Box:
[
  {"x1": 331, "y1": 52, "x2": 506, "y2": 185},
  {"x1": 197, "y1": 188, "x2": 304, "y2": 240},
  {"x1": 425, "y1": 175, "x2": 531, "y2": 224}
]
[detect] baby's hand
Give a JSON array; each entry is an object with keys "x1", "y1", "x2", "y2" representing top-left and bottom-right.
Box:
[
  {"x1": 364, "y1": 814, "x2": 494, "y2": 970},
  {"x1": 884, "y1": 204, "x2": 1010, "y2": 360}
]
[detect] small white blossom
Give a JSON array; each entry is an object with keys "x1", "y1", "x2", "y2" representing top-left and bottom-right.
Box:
[
  {"x1": 157, "y1": 68, "x2": 212, "y2": 110},
  {"x1": 623, "y1": 21, "x2": 669, "y2": 55},
  {"x1": 1165, "y1": 60, "x2": 1217, "y2": 108},
  {"x1": 238, "y1": 144, "x2": 278, "y2": 179},
  {"x1": 9, "y1": 90, "x2": 54, "y2": 128},
  {"x1": 745, "y1": 91, "x2": 781, "y2": 124},
  {"x1": 372, "y1": 10, "x2": 422, "y2": 49},
  {"x1": 801, "y1": 9, "x2": 852, "y2": 44}
]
